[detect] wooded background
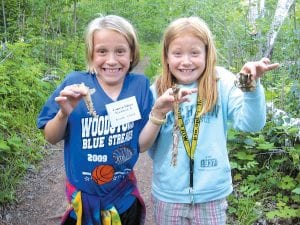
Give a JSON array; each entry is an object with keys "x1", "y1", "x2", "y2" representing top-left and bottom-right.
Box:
[{"x1": 0, "y1": 0, "x2": 299, "y2": 224}]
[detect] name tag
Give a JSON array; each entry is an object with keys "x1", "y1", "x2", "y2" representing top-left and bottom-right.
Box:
[{"x1": 106, "y1": 96, "x2": 141, "y2": 127}]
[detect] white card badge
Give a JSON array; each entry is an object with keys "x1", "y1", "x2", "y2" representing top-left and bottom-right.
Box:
[{"x1": 105, "y1": 96, "x2": 141, "y2": 128}]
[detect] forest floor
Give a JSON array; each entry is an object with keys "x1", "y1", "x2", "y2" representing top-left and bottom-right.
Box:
[{"x1": 0, "y1": 142, "x2": 154, "y2": 225}]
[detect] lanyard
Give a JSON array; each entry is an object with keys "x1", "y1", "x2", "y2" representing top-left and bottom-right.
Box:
[{"x1": 177, "y1": 96, "x2": 202, "y2": 193}]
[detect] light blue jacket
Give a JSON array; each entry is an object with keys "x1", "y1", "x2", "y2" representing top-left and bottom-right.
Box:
[{"x1": 149, "y1": 67, "x2": 266, "y2": 203}]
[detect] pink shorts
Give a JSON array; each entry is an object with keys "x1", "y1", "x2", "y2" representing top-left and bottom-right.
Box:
[{"x1": 152, "y1": 195, "x2": 228, "y2": 225}]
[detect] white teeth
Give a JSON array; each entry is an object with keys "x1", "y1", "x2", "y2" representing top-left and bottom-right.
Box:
[
  {"x1": 180, "y1": 69, "x2": 193, "y2": 72},
  {"x1": 105, "y1": 68, "x2": 120, "y2": 73}
]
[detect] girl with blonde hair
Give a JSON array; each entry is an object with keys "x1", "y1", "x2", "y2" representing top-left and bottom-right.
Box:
[{"x1": 38, "y1": 15, "x2": 151, "y2": 225}]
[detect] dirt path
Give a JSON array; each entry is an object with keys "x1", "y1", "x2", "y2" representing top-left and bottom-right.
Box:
[{"x1": 0, "y1": 142, "x2": 154, "y2": 225}]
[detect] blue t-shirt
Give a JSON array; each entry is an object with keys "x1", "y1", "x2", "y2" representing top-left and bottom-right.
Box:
[{"x1": 37, "y1": 71, "x2": 153, "y2": 213}]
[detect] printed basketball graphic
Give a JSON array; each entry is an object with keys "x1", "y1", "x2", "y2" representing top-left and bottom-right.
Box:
[{"x1": 92, "y1": 165, "x2": 115, "y2": 185}]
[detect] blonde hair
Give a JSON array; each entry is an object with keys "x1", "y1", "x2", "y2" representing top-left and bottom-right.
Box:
[
  {"x1": 85, "y1": 15, "x2": 140, "y2": 74},
  {"x1": 156, "y1": 17, "x2": 218, "y2": 115}
]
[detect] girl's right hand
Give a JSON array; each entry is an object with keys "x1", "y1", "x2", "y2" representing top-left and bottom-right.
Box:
[
  {"x1": 152, "y1": 87, "x2": 198, "y2": 119},
  {"x1": 55, "y1": 84, "x2": 88, "y2": 117}
]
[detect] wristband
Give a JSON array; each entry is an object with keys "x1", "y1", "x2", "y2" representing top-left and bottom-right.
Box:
[{"x1": 149, "y1": 111, "x2": 166, "y2": 125}]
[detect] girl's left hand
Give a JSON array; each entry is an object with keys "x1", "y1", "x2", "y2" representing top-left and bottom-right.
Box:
[{"x1": 240, "y1": 57, "x2": 280, "y2": 80}]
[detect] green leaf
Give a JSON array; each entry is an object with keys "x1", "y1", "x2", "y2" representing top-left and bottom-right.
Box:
[
  {"x1": 0, "y1": 140, "x2": 10, "y2": 151},
  {"x1": 7, "y1": 136, "x2": 23, "y2": 151},
  {"x1": 257, "y1": 142, "x2": 275, "y2": 150},
  {"x1": 236, "y1": 151, "x2": 255, "y2": 161},
  {"x1": 292, "y1": 187, "x2": 300, "y2": 195},
  {"x1": 233, "y1": 173, "x2": 242, "y2": 181},
  {"x1": 279, "y1": 176, "x2": 296, "y2": 190},
  {"x1": 243, "y1": 138, "x2": 256, "y2": 146}
]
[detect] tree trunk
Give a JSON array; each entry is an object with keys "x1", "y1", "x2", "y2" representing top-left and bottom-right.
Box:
[
  {"x1": 73, "y1": 0, "x2": 78, "y2": 63},
  {"x1": 73, "y1": 0, "x2": 77, "y2": 34},
  {"x1": 1, "y1": 0, "x2": 7, "y2": 43},
  {"x1": 264, "y1": 0, "x2": 295, "y2": 58},
  {"x1": 247, "y1": 0, "x2": 265, "y2": 58},
  {"x1": 248, "y1": 0, "x2": 259, "y2": 27},
  {"x1": 259, "y1": 0, "x2": 265, "y2": 17}
]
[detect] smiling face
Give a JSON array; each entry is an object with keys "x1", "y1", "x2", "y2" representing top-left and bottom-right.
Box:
[
  {"x1": 167, "y1": 34, "x2": 206, "y2": 85},
  {"x1": 92, "y1": 29, "x2": 132, "y2": 88}
]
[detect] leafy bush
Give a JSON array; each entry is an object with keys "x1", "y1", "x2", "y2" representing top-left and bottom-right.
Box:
[
  {"x1": 0, "y1": 37, "x2": 84, "y2": 203},
  {"x1": 0, "y1": 41, "x2": 50, "y2": 202},
  {"x1": 227, "y1": 115, "x2": 300, "y2": 224}
]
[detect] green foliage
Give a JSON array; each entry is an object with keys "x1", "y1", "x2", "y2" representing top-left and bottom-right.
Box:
[
  {"x1": 141, "y1": 42, "x2": 161, "y2": 80},
  {"x1": 227, "y1": 195, "x2": 261, "y2": 225},
  {"x1": 0, "y1": 0, "x2": 86, "y2": 204},
  {"x1": 228, "y1": 115, "x2": 300, "y2": 223},
  {"x1": 0, "y1": 41, "x2": 51, "y2": 203},
  {"x1": 266, "y1": 193, "x2": 300, "y2": 221},
  {"x1": 0, "y1": 135, "x2": 43, "y2": 202}
]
